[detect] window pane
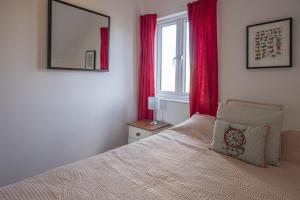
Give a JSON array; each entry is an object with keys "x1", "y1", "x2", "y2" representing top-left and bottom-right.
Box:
[
  {"x1": 161, "y1": 24, "x2": 177, "y2": 92},
  {"x1": 185, "y1": 22, "x2": 190, "y2": 93}
]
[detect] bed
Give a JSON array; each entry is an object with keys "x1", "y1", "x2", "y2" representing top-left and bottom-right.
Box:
[{"x1": 0, "y1": 114, "x2": 300, "y2": 199}]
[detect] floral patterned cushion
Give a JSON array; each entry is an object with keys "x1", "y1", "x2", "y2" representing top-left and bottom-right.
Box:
[{"x1": 211, "y1": 119, "x2": 270, "y2": 167}]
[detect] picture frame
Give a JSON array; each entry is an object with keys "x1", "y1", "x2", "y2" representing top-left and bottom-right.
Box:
[
  {"x1": 85, "y1": 50, "x2": 96, "y2": 70},
  {"x1": 247, "y1": 18, "x2": 292, "y2": 69}
]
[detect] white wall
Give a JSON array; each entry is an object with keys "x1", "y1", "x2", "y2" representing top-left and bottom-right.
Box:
[
  {"x1": 218, "y1": 0, "x2": 300, "y2": 130},
  {"x1": 145, "y1": 0, "x2": 300, "y2": 130},
  {"x1": 0, "y1": 0, "x2": 142, "y2": 187},
  {"x1": 144, "y1": 0, "x2": 189, "y2": 18}
]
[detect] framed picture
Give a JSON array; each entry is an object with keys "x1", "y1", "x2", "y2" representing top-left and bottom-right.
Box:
[
  {"x1": 85, "y1": 50, "x2": 96, "y2": 70},
  {"x1": 247, "y1": 18, "x2": 292, "y2": 69}
]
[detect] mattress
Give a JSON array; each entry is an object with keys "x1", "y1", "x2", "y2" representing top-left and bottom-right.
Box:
[{"x1": 0, "y1": 115, "x2": 299, "y2": 200}]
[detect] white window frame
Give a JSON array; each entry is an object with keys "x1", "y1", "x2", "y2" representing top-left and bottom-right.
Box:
[{"x1": 156, "y1": 13, "x2": 189, "y2": 102}]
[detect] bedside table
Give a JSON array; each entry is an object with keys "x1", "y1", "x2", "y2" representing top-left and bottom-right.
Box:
[{"x1": 127, "y1": 120, "x2": 172, "y2": 143}]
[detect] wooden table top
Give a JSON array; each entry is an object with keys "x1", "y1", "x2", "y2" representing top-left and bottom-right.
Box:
[{"x1": 127, "y1": 120, "x2": 172, "y2": 131}]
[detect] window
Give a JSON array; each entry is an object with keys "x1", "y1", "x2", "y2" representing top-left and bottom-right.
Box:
[{"x1": 156, "y1": 14, "x2": 189, "y2": 101}]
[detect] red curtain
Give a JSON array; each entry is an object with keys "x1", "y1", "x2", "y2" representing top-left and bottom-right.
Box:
[
  {"x1": 188, "y1": 0, "x2": 218, "y2": 116},
  {"x1": 138, "y1": 14, "x2": 157, "y2": 120},
  {"x1": 100, "y1": 27, "x2": 109, "y2": 70}
]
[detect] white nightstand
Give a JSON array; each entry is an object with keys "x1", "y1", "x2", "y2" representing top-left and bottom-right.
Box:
[{"x1": 127, "y1": 120, "x2": 172, "y2": 143}]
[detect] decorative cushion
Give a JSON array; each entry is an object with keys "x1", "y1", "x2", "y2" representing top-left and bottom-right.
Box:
[
  {"x1": 217, "y1": 103, "x2": 284, "y2": 166},
  {"x1": 211, "y1": 119, "x2": 269, "y2": 167}
]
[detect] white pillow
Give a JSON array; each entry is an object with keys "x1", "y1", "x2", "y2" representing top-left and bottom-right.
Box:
[
  {"x1": 211, "y1": 119, "x2": 269, "y2": 167},
  {"x1": 217, "y1": 103, "x2": 284, "y2": 166}
]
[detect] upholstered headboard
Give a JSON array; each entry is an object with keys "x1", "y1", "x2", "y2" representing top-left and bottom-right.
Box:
[{"x1": 226, "y1": 99, "x2": 284, "y2": 111}]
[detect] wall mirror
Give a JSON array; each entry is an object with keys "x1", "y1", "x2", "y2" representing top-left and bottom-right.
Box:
[{"x1": 48, "y1": 0, "x2": 110, "y2": 71}]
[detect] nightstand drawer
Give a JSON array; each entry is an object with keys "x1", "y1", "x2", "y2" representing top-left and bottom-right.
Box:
[
  {"x1": 127, "y1": 120, "x2": 172, "y2": 144},
  {"x1": 129, "y1": 126, "x2": 151, "y2": 140}
]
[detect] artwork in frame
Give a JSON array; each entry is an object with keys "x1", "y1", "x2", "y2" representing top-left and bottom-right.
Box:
[
  {"x1": 85, "y1": 50, "x2": 96, "y2": 70},
  {"x1": 247, "y1": 18, "x2": 292, "y2": 69}
]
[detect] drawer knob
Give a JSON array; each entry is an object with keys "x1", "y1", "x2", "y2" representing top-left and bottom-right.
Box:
[{"x1": 136, "y1": 132, "x2": 141, "y2": 137}]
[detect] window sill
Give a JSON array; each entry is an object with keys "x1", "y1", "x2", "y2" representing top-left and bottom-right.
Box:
[
  {"x1": 156, "y1": 93, "x2": 189, "y2": 104},
  {"x1": 159, "y1": 98, "x2": 189, "y2": 104}
]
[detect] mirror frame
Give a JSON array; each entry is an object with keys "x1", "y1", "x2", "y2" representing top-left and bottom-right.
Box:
[{"x1": 47, "y1": 0, "x2": 111, "y2": 72}]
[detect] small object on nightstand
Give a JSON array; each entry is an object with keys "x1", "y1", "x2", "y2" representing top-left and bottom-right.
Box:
[
  {"x1": 127, "y1": 120, "x2": 172, "y2": 144},
  {"x1": 150, "y1": 121, "x2": 158, "y2": 126}
]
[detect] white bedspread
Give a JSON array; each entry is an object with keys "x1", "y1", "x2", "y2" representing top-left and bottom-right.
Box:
[{"x1": 0, "y1": 115, "x2": 299, "y2": 200}]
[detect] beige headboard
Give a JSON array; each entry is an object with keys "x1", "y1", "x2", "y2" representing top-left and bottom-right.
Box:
[{"x1": 226, "y1": 99, "x2": 284, "y2": 111}]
